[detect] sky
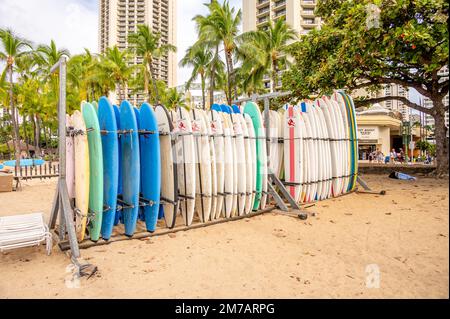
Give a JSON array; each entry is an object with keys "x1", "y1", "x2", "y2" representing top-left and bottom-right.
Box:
[
  {"x1": 0, "y1": 0, "x2": 241, "y2": 86},
  {"x1": 0, "y1": 0, "x2": 421, "y2": 106}
]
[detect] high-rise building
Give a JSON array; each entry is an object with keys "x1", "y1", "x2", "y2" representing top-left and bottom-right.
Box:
[
  {"x1": 98, "y1": 0, "x2": 177, "y2": 104},
  {"x1": 243, "y1": 0, "x2": 321, "y2": 35},
  {"x1": 243, "y1": 0, "x2": 321, "y2": 90},
  {"x1": 424, "y1": 66, "x2": 449, "y2": 129}
]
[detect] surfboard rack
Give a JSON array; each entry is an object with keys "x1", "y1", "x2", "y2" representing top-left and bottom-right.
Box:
[
  {"x1": 47, "y1": 57, "x2": 96, "y2": 278},
  {"x1": 234, "y1": 91, "x2": 309, "y2": 219}
]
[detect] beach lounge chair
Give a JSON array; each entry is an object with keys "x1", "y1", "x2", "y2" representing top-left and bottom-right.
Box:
[{"x1": 0, "y1": 213, "x2": 52, "y2": 255}]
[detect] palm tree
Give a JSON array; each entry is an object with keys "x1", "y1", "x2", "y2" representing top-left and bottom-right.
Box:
[
  {"x1": 180, "y1": 45, "x2": 213, "y2": 109},
  {"x1": 0, "y1": 28, "x2": 32, "y2": 168},
  {"x1": 102, "y1": 46, "x2": 135, "y2": 101},
  {"x1": 238, "y1": 19, "x2": 297, "y2": 92},
  {"x1": 195, "y1": 0, "x2": 241, "y2": 104},
  {"x1": 128, "y1": 24, "x2": 177, "y2": 103},
  {"x1": 164, "y1": 88, "x2": 186, "y2": 110}
]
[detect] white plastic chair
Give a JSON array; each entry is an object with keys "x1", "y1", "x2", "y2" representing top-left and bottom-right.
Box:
[{"x1": 0, "y1": 213, "x2": 52, "y2": 255}]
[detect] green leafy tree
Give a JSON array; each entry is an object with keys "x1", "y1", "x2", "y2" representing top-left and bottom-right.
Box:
[
  {"x1": 163, "y1": 87, "x2": 187, "y2": 110},
  {"x1": 195, "y1": 0, "x2": 241, "y2": 104},
  {"x1": 0, "y1": 28, "x2": 32, "y2": 168},
  {"x1": 102, "y1": 46, "x2": 135, "y2": 101},
  {"x1": 238, "y1": 19, "x2": 297, "y2": 93},
  {"x1": 128, "y1": 24, "x2": 177, "y2": 103},
  {"x1": 283, "y1": 0, "x2": 449, "y2": 176},
  {"x1": 180, "y1": 45, "x2": 213, "y2": 109}
]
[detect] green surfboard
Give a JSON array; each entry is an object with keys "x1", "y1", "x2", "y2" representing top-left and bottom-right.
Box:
[
  {"x1": 82, "y1": 102, "x2": 104, "y2": 242},
  {"x1": 244, "y1": 102, "x2": 265, "y2": 211}
]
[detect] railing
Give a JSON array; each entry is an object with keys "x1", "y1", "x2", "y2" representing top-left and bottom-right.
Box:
[{"x1": 13, "y1": 162, "x2": 60, "y2": 181}]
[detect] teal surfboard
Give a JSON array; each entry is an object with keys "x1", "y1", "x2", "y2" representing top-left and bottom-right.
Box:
[{"x1": 82, "y1": 102, "x2": 104, "y2": 242}]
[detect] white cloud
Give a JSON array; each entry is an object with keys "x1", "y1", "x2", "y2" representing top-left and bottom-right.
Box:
[
  {"x1": 0, "y1": 0, "x2": 243, "y2": 85},
  {"x1": 0, "y1": 0, "x2": 98, "y2": 55}
]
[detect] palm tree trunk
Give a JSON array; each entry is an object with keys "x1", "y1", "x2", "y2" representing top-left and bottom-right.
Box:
[
  {"x1": 209, "y1": 47, "x2": 219, "y2": 107},
  {"x1": 271, "y1": 58, "x2": 278, "y2": 93},
  {"x1": 33, "y1": 114, "x2": 41, "y2": 156},
  {"x1": 8, "y1": 64, "x2": 21, "y2": 172},
  {"x1": 148, "y1": 61, "x2": 160, "y2": 104},
  {"x1": 201, "y1": 72, "x2": 206, "y2": 110},
  {"x1": 22, "y1": 116, "x2": 30, "y2": 157},
  {"x1": 225, "y1": 48, "x2": 233, "y2": 105},
  {"x1": 144, "y1": 64, "x2": 150, "y2": 102}
]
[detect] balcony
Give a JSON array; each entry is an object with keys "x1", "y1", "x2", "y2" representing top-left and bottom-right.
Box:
[
  {"x1": 274, "y1": 0, "x2": 286, "y2": 10},
  {"x1": 256, "y1": 0, "x2": 270, "y2": 8},
  {"x1": 301, "y1": 0, "x2": 316, "y2": 8}
]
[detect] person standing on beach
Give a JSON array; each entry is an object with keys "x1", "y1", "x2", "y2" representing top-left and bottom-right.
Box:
[{"x1": 390, "y1": 149, "x2": 397, "y2": 164}]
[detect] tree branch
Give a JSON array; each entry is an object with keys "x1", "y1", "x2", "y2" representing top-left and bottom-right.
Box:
[
  {"x1": 349, "y1": 77, "x2": 431, "y2": 98},
  {"x1": 354, "y1": 96, "x2": 432, "y2": 115}
]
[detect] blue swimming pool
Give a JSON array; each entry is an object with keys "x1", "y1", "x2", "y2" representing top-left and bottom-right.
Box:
[{"x1": 2, "y1": 159, "x2": 45, "y2": 167}]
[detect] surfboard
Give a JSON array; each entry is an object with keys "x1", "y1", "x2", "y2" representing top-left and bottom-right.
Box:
[
  {"x1": 237, "y1": 110, "x2": 253, "y2": 215},
  {"x1": 134, "y1": 107, "x2": 145, "y2": 222},
  {"x1": 319, "y1": 98, "x2": 340, "y2": 198},
  {"x1": 172, "y1": 107, "x2": 196, "y2": 226},
  {"x1": 98, "y1": 97, "x2": 119, "y2": 240},
  {"x1": 139, "y1": 102, "x2": 161, "y2": 232},
  {"x1": 113, "y1": 104, "x2": 123, "y2": 225},
  {"x1": 191, "y1": 108, "x2": 213, "y2": 223},
  {"x1": 200, "y1": 110, "x2": 217, "y2": 220},
  {"x1": 72, "y1": 110, "x2": 89, "y2": 242},
  {"x1": 212, "y1": 104, "x2": 233, "y2": 218},
  {"x1": 222, "y1": 105, "x2": 239, "y2": 217},
  {"x1": 284, "y1": 105, "x2": 303, "y2": 202},
  {"x1": 82, "y1": 102, "x2": 104, "y2": 242},
  {"x1": 120, "y1": 100, "x2": 140, "y2": 236},
  {"x1": 244, "y1": 114, "x2": 257, "y2": 210},
  {"x1": 155, "y1": 105, "x2": 178, "y2": 228},
  {"x1": 230, "y1": 109, "x2": 246, "y2": 216},
  {"x1": 208, "y1": 109, "x2": 225, "y2": 219},
  {"x1": 243, "y1": 102, "x2": 266, "y2": 210},
  {"x1": 66, "y1": 114, "x2": 75, "y2": 199}
]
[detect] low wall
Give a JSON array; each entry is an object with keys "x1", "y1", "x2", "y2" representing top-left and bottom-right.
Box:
[{"x1": 358, "y1": 163, "x2": 437, "y2": 175}]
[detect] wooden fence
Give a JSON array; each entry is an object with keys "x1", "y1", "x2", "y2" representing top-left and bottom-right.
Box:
[{"x1": 13, "y1": 162, "x2": 60, "y2": 181}]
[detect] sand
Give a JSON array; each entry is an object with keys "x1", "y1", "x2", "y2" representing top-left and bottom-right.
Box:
[{"x1": 0, "y1": 175, "x2": 448, "y2": 299}]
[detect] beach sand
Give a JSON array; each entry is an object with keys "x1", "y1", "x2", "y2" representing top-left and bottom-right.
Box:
[{"x1": 0, "y1": 174, "x2": 448, "y2": 299}]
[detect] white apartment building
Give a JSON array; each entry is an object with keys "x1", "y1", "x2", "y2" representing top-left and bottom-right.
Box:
[
  {"x1": 243, "y1": 0, "x2": 320, "y2": 35},
  {"x1": 243, "y1": 0, "x2": 321, "y2": 89},
  {"x1": 98, "y1": 0, "x2": 177, "y2": 105},
  {"x1": 424, "y1": 66, "x2": 449, "y2": 129}
]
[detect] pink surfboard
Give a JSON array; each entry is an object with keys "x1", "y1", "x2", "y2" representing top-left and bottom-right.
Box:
[{"x1": 66, "y1": 115, "x2": 75, "y2": 199}]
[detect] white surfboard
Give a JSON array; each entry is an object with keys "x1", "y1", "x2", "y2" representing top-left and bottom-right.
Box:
[
  {"x1": 155, "y1": 105, "x2": 178, "y2": 229},
  {"x1": 221, "y1": 113, "x2": 234, "y2": 218},
  {"x1": 208, "y1": 110, "x2": 225, "y2": 219},
  {"x1": 172, "y1": 107, "x2": 196, "y2": 226},
  {"x1": 191, "y1": 108, "x2": 213, "y2": 223},
  {"x1": 201, "y1": 110, "x2": 218, "y2": 220},
  {"x1": 231, "y1": 113, "x2": 247, "y2": 216},
  {"x1": 259, "y1": 111, "x2": 268, "y2": 210},
  {"x1": 238, "y1": 113, "x2": 253, "y2": 215}
]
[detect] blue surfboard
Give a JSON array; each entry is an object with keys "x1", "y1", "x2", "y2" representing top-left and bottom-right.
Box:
[
  {"x1": 134, "y1": 106, "x2": 145, "y2": 222},
  {"x1": 98, "y1": 97, "x2": 119, "y2": 240},
  {"x1": 211, "y1": 104, "x2": 222, "y2": 113},
  {"x1": 120, "y1": 101, "x2": 141, "y2": 236},
  {"x1": 113, "y1": 104, "x2": 123, "y2": 226},
  {"x1": 232, "y1": 105, "x2": 241, "y2": 113},
  {"x1": 139, "y1": 103, "x2": 161, "y2": 232}
]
